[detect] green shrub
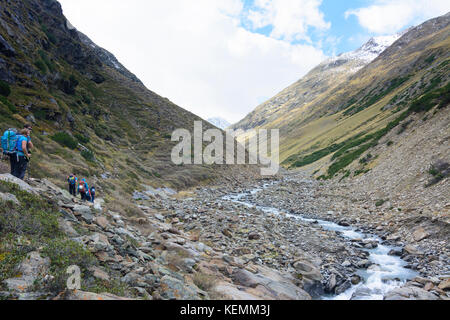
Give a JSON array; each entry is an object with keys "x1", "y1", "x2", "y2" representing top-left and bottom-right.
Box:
[
  {"x1": 0, "y1": 96, "x2": 16, "y2": 113},
  {"x1": 0, "y1": 181, "x2": 61, "y2": 239},
  {"x1": 409, "y1": 82, "x2": 450, "y2": 113},
  {"x1": 39, "y1": 50, "x2": 56, "y2": 73},
  {"x1": 375, "y1": 199, "x2": 387, "y2": 207},
  {"x1": 75, "y1": 133, "x2": 90, "y2": 144},
  {"x1": 0, "y1": 80, "x2": 11, "y2": 97},
  {"x1": 42, "y1": 239, "x2": 96, "y2": 292},
  {"x1": 35, "y1": 59, "x2": 48, "y2": 75},
  {"x1": 81, "y1": 149, "x2": 95, "y2": 162},
  {"x1": 426, "y1": 160, "x2": 449, "y2": 187},
  {"x1": 34, "y1": 109, "x2": 48, "y2": 120},
  {"x1": 51, "y1": 132, "x2": 78, "y2": 149},
  {"x1": 41, "y1": 24, "x2": 57, "y2": 44}
]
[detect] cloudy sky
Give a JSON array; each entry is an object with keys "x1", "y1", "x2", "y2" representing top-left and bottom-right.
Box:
[{"x1": 58, "y1": 0, "x2": 450, "y2": 124}]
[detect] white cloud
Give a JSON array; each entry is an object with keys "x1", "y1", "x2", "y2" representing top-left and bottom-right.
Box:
[
  {"x1": 247, "y1": 0, "x2": 330, "y2": 41},
  {"x1": 58, "y1": 0, "x2": 327, "y2": 123},
  {"x1": 346, "y1": 0, "x2": 450, "y2": 34}
]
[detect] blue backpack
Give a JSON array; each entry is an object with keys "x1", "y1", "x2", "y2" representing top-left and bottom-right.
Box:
[
  {"x1": 1, "y1": 129, "x2": 19, "y2": 155},
  {"x1": 69, "y1": 176, "x2": 77, "y2": 185}
]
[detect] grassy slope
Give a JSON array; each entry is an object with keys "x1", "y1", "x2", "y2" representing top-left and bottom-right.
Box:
[
  {"x1": 0, "y1": 0, "x2": 241, "y2": 214},
  {"x1": 235, "y1": 14, "x2": 450, "y2": 179}
]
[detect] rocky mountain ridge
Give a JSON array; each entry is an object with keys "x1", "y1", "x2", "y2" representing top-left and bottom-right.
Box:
[{"x1": 231, "y1": 32, "x2": 402, "y2": 132}]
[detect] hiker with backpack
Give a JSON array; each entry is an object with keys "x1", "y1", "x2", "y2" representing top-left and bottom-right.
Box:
[
  {"x1": 14, "y1": 129, "x2": 31, "y2": 180},
  {"x1": 2, "y1": 125, "x2": 33, "y2": 178},
  {"x1": 68, "y1": 174, "x2": 78, "y2": 197},
  {"x1": 78, "y1": 178, "x2": 90, "y2": 201},
  {"x1": 90, "y1": 186, "x2": 96, "y2": 203}
]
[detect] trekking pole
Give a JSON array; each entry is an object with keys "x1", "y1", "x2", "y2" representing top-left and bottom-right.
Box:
[{"x1": 26, "y1": 155, "x2": 31, "y2": 181}]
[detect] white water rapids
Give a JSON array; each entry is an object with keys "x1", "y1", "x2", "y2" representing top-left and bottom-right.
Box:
[{"x1": 222, "y1": 184, "x2": 418, "y2": 300}]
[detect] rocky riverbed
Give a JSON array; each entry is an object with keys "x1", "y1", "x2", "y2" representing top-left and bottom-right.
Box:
[{"x1": 1, "y1": 170, "x2": 449, "y2": 300}]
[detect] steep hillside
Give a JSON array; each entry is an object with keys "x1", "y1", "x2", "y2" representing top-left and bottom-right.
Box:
[
  {"x1": 0, "y1": 0, "x2": 255, "y2": 213},
  {"x1": 232, "y1": 13, "x2": 450, "y2": 182}
]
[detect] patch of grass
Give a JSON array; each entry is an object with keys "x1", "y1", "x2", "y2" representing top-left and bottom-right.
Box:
[
  {"x1": 75, "y1": 133, "x2": 90, "y2": 144},
  {"x1": 41, "y1": 24, "x2": 57, "y2": 45},
  {"x1": 339, "y1": 170, "x2": 351, "y2": 182},
  {"x1": 34, "y1": 60, "x2": 48, "y2": 75},
  {"x1": 0, "y1": 182, "x2": 61, "y2": 239},
  {"x1": 375, "y1": 199, "x2": 387, "y2": 207},
  {"x1": 41, "y1": 239, "x2": 96, "y2": 293},
  {"x1": 193, "y1": 273, "x2": 217, "y2": 292},
  {"x1": 354, "y1": 168, "x2": 370, "y2": 176},
  {"x1": 359, "y1": 154, "x2": 373, "y2": 164},
  {"x1": 81, "y1": 149, "x2": 95, "y2": 162},
  {"x1": 51, "y1": 132, "x2": 78, "y2": 149},
  {"x1": 344, "y1": 75, "x2": 412, "y2": 116},
  {"x1": 0, "y1": 96, "x2": 16, "y2": 113},
  {"x1": 408, "y1": 82, "x2": 450, "y2": 113},
  {"x1": 86, "y1": 278, "x2": 129, "y2": 297},
  {"x1": 39, "y1": 50, "x2": 56, "y2": 73},
  {"x1": 285, "y1": 142, "x2": 345, "y2": 168}
]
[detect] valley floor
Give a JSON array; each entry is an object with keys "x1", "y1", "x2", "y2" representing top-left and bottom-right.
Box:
[{"x1": 1, "y1": 165, "x2": 449, "y2": 300}]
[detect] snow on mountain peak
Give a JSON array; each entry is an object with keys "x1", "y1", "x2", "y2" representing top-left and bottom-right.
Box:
[
  {"x1": 207, "y1": 117, "x2": 231, "y2": 130},
  {"x1": 321, "y1": 32, "x2": 402, "y2": 72}
]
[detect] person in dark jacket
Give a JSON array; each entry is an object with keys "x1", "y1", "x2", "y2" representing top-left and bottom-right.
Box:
[
  {"x1": 68, "y1": 174, "x2": 78, "y2": 196},
  {"x1": 90, "y1": 186, "x2": 96, "y2": 203},
  {"x1": 78, "y1": 178, "x2": 88, "y2": 201},
  {"x1": 13, "y1": 129, "x2": 31, "y2": 180}
]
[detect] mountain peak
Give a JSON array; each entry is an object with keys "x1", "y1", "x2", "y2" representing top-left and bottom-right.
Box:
[
  {"x1": 323, "y1": 32, "x2": 402, "y2": 71},
  {"x1": 207, "y1": 117, "x2": 231, "y2": 130}
]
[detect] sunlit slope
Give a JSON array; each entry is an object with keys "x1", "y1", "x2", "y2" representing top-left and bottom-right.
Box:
[{"x1": 234, "y1": 13, "x2": 450, "y2": 178}]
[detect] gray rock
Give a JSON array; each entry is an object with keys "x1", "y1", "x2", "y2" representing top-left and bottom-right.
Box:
[
  {"x1": 351, "y1": 275, "x2": 362, "y2": 285},
  {"x1": 121, "y1": 272, "x2": 141, "y2": 286},
  {"x1": 0, "y1": 174, "x2": 36, "y2": 194},
  {"x1": 73, "y1": 205, "x2": 94, "y2": 224},
  {"x1": 133, "y1": 191, "x2": 150, "y2": 201},
  {"x1": 292, "y1": 260, "x2": 322, "y2": 281},
  {"x1": 326, "y1": 274, "x2": 337, "y2": 293},
  {"x1": 356, "y1": 259, "x2": 372, "y2": 269},
  {"x1": 232, "y1": 269, "x2": 261, "y2": 288},
  {"x1": 60, "y1": 209, "x2": 78, "y2": 222},
  {"x1": 159, "y1": 276, "x2": 201, "y2": 300},
  {"x1": 0, "y1": 192, "x2": 19, "y2": 205},
  {"x1": 3, "y1": 252, "x2": 50, "y2": 293},
  {"x1": 335, "y1": 280, "x2": 352, "y2": 295},
  {"x1": 384, "y1": 286, "x2": 439, "y2": 300},
  {"x1": 404, "y1": 244, "x2": 424, "y2": 256}
]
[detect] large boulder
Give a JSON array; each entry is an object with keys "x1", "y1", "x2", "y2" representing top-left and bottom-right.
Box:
[
  {"x1": 0, "y1": 174, "x2": 36, "y2": 194},
  {"x1": 403, "y1": 244, "x2": 424, "y2": 256},
  {"x1": 3, "y1": 252, "x2": 50, "y2": 293},
  {"x1": 73, "y1": 205, "x2": 94, "y2": 224},
  {"x1": 292, "y1": 260, "x2": 322, "y2": 281},
  {"x1": 412, "y1": 227, "x2": 430, "y2": 242},
  {"x1": 384, "y1": 286, "x2": 440, "y2": 300},
  {"x1": 57, "y1": 290, "x2": 130, "y2": 300},
  {"x1": 159, "y1": 276, "x2": 203, "y2": 300},
  {"x1": 232, "y1": 265, "x2": 312, "y2": 300}
]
